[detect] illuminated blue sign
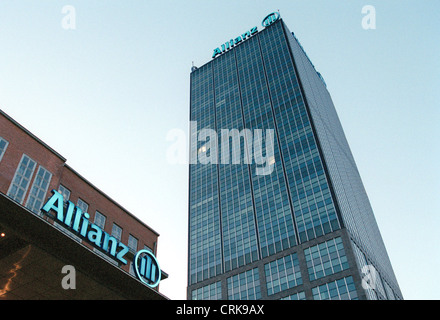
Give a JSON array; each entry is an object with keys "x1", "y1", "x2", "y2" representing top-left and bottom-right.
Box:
[
  {"x1": 41, "y1": 190, "x2": 162, "y2": 288},
  {"x1": 262, "y1": 12, "x2": 280, "y2": 27},
  {"x1": 212, "y1": 12, "x2": 281, "y2": 59},
  {"x1": 212, "y1": 26, "x2": 258, "y2": 59},
  {"x1": 134, "y1": 249, "x2": 161, "y2": 288},
  {"x1": 41, "y1": 190, "x2": 130, "y2": 264}
]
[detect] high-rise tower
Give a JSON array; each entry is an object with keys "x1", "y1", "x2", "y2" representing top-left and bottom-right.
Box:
[{"x1": 188, "y1": 13, "x2": 402, "y2": 300}]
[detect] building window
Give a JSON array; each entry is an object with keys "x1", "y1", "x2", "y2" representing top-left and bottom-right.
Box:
[
  {"x1": 111, "y1": 223, "x2": 122, "y2": 241},
  {"x1": 312, "y1": 276, "x2": 358, "y2": 300},
  {"x1": 143, "y1": 244, "x2": 155, "y2": 255},
  {"x1": 58, "y1": 184, "x2": 71, "y2": 202},
  {"x1": 0, "y1": 137, "x2": 9, "y2": 163},
  {"x1": 304, "y1": 237, "x2": 349, "y2": 281},
  {"x1": 129, "y1": 261, "x2": 135, "y2": 276},
  {"x1": 53, "y1": 186, "x2": 82, "y2": 243},
  {"x1": 264, "y1": 252, "x2": 303, "y2": 296},
  {"x1": 191, "y1": 281, "x2": 222, "y2": 300},
  {"x1": 7, "y1": 154, "x2": 37, "y2": 204},
  {"x1": 94, "y1": 211, "x2": 106, "y2": 229},
  {"x1": 26, "y1": 166, "x2": 52, "y2": 214},
  {"x1": 280, "y1": 291, "x2": 306, "y2": 300},
  {"x1": 227, "y1": 268, "x2": 261, "y2": 300},
  {"x1": 77, "y1": 198, "x2": 89, "y2": 213},
  {"x1": 128, "y1": 234, "x2": 138, "y2": 252}
]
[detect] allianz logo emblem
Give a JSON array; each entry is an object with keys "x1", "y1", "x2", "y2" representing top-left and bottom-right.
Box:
[
  {"x1": 134, "y1": 249, "x2": 161, "y2": 288},
  {"x1": 262, "y1": 12, "x2": 280, "y2": 27}
]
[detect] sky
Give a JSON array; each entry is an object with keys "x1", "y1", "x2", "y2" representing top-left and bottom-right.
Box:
[{"x1": 0, "y1": 1, "x2": 439, "y2": 300}]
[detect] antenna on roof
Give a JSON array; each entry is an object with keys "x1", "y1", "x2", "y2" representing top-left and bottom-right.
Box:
[{"x1": 191, "y1": 61, "x2": 198, "y2": 72}]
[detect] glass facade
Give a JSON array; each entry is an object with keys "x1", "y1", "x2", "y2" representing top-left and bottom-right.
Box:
[{"x1": 188, "y1": 17, "x2": 401, "y2": 300}]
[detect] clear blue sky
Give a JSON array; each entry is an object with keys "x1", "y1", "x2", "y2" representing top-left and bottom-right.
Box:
[{"x1": 0, "y1": 1, "x2": 439, "y2": 300}]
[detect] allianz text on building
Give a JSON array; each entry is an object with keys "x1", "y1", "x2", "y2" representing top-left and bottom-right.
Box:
[{"x1": 0, "y1": 109, "x2": 167, "y2": 300}]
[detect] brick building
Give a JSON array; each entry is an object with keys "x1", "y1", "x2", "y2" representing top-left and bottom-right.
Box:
[{"x1": 0, "y1": 109, "x2": 168, "y2": 299}]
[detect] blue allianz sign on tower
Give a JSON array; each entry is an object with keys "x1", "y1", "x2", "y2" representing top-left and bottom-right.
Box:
[
  {"x1": 262, "y1": 12, "x2": 280, "y2": 27},
  {"x1": 41, "y1": 190, "x2": 161, "y2": 288},
  {"x1": 212, "y1": 26, "x2": 258, "y2": 59},
  {"x1": 212, "y1": 12, "x2": 281, "y2": 59}
]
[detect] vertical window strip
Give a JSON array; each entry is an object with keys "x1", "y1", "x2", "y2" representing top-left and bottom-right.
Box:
[
  {"x1": 213, "y1": 51, "x2": 260, "y2": 272},
  {"x1": 26, "y1": 165, "x2": 52, "y2": 214},
  {"x1": 7, "y1": 154, "x2": 37, "y2": 204},
  {"x1": 0, "y1": 137, "x2": 9, "y2": 162},
  {"x1": 112, "y1": 223, "x2": 122, "y2": 241},
  {"x1": 259, "y1": 22, "x2": 341, "y2": 244},
  {"x1": 77, "y1": 198, "x2": 89, "y2": 213},
  {"x1": 58, "y1": 184, "x2": 71, "y2": 202},
  {"x1": 128, "y1": 234, "x2": 138, "y2": 252},
  {"x1": 189, "y1": 65, "x2": 223, "y2": 285},
  {"x1": 237, "y1": 34, "x2": 298, "y2": 257},
  {"x1": 94, "y1": 211, "x2": 106, "y2": 229}
]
